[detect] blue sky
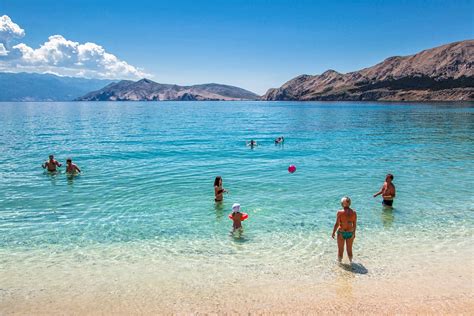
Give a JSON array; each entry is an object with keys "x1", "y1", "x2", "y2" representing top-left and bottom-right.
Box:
[{"x1": 1, "y1": 0, "x2": 473, "y2": 94}]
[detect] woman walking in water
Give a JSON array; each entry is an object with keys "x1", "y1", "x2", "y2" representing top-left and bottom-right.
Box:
[
  {"x1": 214, "y1": 176, "x2": 228, "y2": 202},
  {"x1": 332, "y1": 196, "x2": 357, "y2": 263}
]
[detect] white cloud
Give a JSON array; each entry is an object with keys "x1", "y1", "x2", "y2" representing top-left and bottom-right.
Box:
[
  {"x1": 0, "y1": 43, "x2": 8, "y2": 56},
  {"x1": 0, "y1": 15, "x2": 25, "y2": 46},
  {"x1": 0, "y1": 15, "x2": 148, "y2": 79}
]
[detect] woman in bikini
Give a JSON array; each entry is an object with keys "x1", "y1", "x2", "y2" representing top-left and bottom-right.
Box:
[
  {"x1": 332, "y1": 196, "x2": 357, "y2": 263},
  {"x1": 214, "y1": 176, "x2": 228, "y2": 202}
]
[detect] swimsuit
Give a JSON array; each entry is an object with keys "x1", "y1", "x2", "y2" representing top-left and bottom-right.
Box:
[
  {"x1": 382, "y1": 200, "x2": 393, "y2": 206},
  {"x1": 337, "y1": 209, "x2": 355, "y2": 240},
  {"x1": 338, "y1": 231, "x2": 353, "y2": 240}
]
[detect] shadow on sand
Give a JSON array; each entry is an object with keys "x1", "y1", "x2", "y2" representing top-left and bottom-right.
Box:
[{"x1": 339, "y1": 262, "x2": 369, "y2": 274}]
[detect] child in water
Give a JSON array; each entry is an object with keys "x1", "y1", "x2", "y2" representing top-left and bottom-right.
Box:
[
  {"x1": 332, "y1": 197, "x2": 357, "y2": 263},
  {"x1": 230, "y1": 203, "x2": 244, "y2": 232}
]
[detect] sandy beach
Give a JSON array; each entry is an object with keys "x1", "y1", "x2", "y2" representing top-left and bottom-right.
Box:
[{"x1": 2, "y1": 231, "x2": 473, "y2": 315}]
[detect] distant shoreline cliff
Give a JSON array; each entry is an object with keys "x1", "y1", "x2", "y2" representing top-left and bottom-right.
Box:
[
  {"x1": 262, "y1": 40, "x2": 474, "y2": 102},
  {"x1": 76, "y1": 79, "x2": 259, "y2": 101}
]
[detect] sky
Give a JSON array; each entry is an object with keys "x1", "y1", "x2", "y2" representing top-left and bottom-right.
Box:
[{"x1": 1, "y1": 0, "x2": 473, "y2": 94}]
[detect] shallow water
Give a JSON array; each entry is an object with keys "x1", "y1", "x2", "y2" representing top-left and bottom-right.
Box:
[{"x1": 0, "y1": 101, "x2": 473, "y2": 310}]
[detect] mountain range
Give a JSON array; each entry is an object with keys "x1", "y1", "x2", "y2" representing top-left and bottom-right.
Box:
[
  {"x1": 76, "y1": 79, "x2": 259, "y2": 101},
  {"x1": 0, "y1": 72, "x2": 115, "y2": 101},
  {"x1": 1, "y1": 40, "x2": 472, "y2": 102},
  {"x1": 262, "y1": 40, "x2": 473, "y2": 101}
]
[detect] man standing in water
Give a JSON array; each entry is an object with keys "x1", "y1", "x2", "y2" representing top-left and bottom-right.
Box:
[
  {"x1": 42, "y1": 154, "x2": 62, "y2": 172},
  {"x1": 66, "y1": 158, "x2": 81, "y2": 174},
  {"x1": 373, "y1": 174, "x2": 396, "y2": 207}
]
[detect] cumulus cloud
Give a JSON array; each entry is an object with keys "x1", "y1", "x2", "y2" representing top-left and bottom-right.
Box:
[
  {"x1": 0, "y1": 15, "x2": 25, "y2": 46},
  {"x1": 0, "y1": 15, "x2": 148, "y2": 79}
]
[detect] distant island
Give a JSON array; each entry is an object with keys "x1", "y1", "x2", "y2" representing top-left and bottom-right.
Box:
[
  {"x1": 76, "y1": 79, "x2": 259, "y2": 101},
  {"x1": 0, "y1": 73, "x2": 258, "y2": 102},
  {"x1": 262, "y1": 40, "x2": 474, "y2": 101}
]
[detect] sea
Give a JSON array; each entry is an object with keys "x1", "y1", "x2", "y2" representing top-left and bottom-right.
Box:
[{"x1": 0, "y1": 101, "x2": 473, "y2": 312}]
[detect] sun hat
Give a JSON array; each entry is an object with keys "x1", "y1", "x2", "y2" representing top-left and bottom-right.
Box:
[{"x1": 232, "y1": 203, "x2": 241, "y2": 212}]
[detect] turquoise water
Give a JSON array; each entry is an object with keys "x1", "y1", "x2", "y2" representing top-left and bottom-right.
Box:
[{"x1": 0, "y1": 101, "x2": 473, "y2": 274}]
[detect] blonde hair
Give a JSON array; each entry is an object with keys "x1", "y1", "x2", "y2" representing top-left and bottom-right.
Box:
[{"x1": 340, "y1": 196, "x2": 351, "y2": 207}]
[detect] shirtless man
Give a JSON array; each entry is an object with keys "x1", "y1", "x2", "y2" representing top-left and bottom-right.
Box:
[
  {"x1": 42, "y1": 154, "x2": 62, "y2": 172},
  {"x1": 332, "y1": 197, "x2": 357, "y2": 263},
  {"x1": 373, "y1": 174, "x2": 396, "y2": 207},
  {"x1": 66, "y1": 158, "x2": 81, "y2": 174}
]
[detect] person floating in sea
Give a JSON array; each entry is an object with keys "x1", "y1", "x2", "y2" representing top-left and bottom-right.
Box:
[
  {"x1": 246, "y1": 140, "x2": 257, "y2": 148},
  {"x1": 42, "y1": 154, "x2": 62, "y2": 172},
  {"x1": 230, "y1": 203, "x2": 245, "y2": 233},
  {"x1": 274, "y1": 136, "x2": 284, "y2": 144},
  {"x1": 66, "y1": 158, "x2": 81, "y2": 174},
  {"x1": 332, "y1": 196, "x2": 357, "y2": 263},
  {"x1": 373, "y1": 173, "x2": 396, "y2": 207},
  {"x1": 214, "y1": 176, "x2": 228, "y2": 202}
]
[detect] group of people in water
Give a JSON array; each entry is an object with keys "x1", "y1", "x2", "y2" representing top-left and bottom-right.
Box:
[
  {"x1": 42, "y1": 137, "x2": 396, "y2": 264},
  {"x1": 245, "y1": 136, "x2": 285, "y2": 148},
  {"x1": 42, "y1": 154, "x2": 81, "y2": 174},
  {"x1": 214, "y1": 171, "x2": 396, "y2": 264}
]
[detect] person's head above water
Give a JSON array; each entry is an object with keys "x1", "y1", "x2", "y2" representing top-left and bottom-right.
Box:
[
  {"x1": 232, "y1": 203, "x2": 241, "y2": 213},
  {"x1": 386, "y1": 174, "x2": 394, "y2": 182},
  {"x1": 49, "y1": 154, "x2": 54, "y2": 160},
  {"x1": 341, "y1": 196, "x2": 351, "y2": 208},
  {"x1": 66, "y1": 158, "x2": 72, "y2": 164},
  {"x1": 214, "y1": 176, "x2": 222, "y2": 187}
]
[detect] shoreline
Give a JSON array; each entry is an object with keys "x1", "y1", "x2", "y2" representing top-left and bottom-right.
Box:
[
  {"x1": 1, "y1": 100, "x2": 474, "y2": 103},
  {"x1": 1, "y1": 232, "x2": 472, "y2": 314}
]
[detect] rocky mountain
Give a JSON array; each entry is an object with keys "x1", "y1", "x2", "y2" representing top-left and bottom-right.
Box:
[
  {"x1": 76, "y1": 79, "x2": 259, "y2": 101},
  {"x1": 262, "y1": 40, "x2": 474, "y2": 101},
  {"x1": 0, "y1": 72, "x2": 115, "y2": 101}
]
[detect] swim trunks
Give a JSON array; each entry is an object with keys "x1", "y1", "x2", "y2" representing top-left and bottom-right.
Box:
[{"x1": 382, "y1": 200, "x2": 393, "y2": 206}]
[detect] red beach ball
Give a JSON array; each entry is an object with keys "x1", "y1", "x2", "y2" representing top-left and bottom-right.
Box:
[{"x1": 288, "y1": 165, "x2": 296, "y2": 173}]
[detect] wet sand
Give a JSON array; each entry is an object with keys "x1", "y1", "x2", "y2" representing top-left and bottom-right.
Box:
[{"x1": 1, "y1": 242, "x2": 472, "y2": 315}]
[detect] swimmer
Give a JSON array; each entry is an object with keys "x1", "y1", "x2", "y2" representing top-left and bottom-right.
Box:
[
  {"x1": 66, "y1": 158, "x2": 81, "y2": 174},
  {"x1": 373, "y1": 173, "x2": 396, "y2": 207},
  {"x1": 246, "y1": 140, "x2": 257, "y2": 147},
  {"x1": 332, "y1": 197, "x2": 357, "y2": 263},
  {"x1": 230, "y1": 203, "x2": 244, "y2": 232},
  {"x1": 214, "y1": 176, "x2": 228, "y2": 202},
  {"x1": 274, "y1": 136, "x2": 284, "y2": 144},
  {"x1": 42, "y1": 154, "x2": 62, "y2": 172}
]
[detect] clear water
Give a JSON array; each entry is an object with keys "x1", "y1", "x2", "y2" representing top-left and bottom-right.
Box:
[{"x1": 0, "y1": 101, "x2": 473, "y2": 281}]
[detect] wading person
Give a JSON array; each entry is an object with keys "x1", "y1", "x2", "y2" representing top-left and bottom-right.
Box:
[
  {"x1": 373, "y1": 173, "x2": 396, "y2": 207},
  {"x1": 332, "y1": 196, "x2": 357, "y2": 263},
  {"x1": 214, "y1": 176, "x2": 228, "y2": 202},
  {"x1": 42, "y1": 154, "x2": 62, "y2": 172}
]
